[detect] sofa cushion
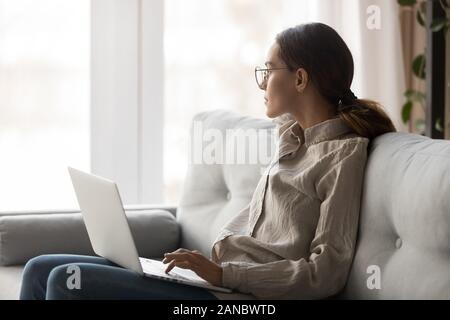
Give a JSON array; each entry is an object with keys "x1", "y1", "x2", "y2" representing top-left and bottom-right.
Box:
[
  {"x1": 0, "y1": 210, "x2": 180, "y2": 266},
  {"x1": 0, "y1": 265, "x2": 23, "y2": 300},
  {"x1": 340, "y1": 132, "x2": 450, "y2": 299}
]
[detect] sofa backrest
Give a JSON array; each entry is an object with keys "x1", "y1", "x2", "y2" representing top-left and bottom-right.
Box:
[{"x1": 340, "y1": 131, "x2": 450, "y2": 299}]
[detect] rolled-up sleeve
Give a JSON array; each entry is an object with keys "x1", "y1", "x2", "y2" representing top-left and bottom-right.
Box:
[{"x1": 220, "y1": 140, "x2": 369, "y2": 299}]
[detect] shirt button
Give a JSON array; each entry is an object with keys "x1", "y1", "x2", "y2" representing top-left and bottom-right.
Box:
[
  {"x1": 226, "y1": 191, "x2": 231, "y2": 200},
  {"x1": 395, "y1": 238, "x2": 402, "y2": 249}
]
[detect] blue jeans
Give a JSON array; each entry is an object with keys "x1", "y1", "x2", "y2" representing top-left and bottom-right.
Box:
[{"x1": 19, "y1": 254, "x2": 219, "y2": 300}]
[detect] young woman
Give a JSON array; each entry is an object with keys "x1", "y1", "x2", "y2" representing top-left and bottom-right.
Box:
[{"x1": 20, "y1": 22, "x2": 396, "y2": 300}]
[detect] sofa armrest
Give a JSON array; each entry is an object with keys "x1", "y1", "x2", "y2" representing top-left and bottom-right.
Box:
[
  {"x1": 0, "y1": 208, "x2": 180, "y2": 266},
  {"x1": 124, "y1": 204, "x2": 178, "y2": 217},
  {"x1": 0, "y1": 203, "x2": 178, "y2": 218}
]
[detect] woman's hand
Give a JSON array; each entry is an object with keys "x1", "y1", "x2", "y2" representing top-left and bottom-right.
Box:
[{"x1": 162, "y1": 248, "x2": 223, "y2": 287}]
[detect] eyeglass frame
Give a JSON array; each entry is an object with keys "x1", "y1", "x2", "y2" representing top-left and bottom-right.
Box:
[{"x1": 254, "y1": 65, "x2": 290, "y2": 90}]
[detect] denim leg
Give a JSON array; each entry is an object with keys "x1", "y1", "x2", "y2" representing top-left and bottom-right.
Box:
[
  {"x1": 46, "y1": 262, "x2": 219, "y2": 300},
  {"x1": 19, "y1": 254, "x2": 116, "y2": 300}
]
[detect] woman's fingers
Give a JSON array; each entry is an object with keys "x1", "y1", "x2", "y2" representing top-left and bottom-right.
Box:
[
  {"x1": 172, "y1": 248, "x2": 190, "y2": 254},
  {"x1": 165, "y1": 259, "x2": 191, "y2": 274},
  {"x1": 163, "y1": 252, "x2": 195, "y2": 264},
  {"x1": 165, "y1": 248, "x2": 200, "y2": 256},
  {"x1": 163, "y1": 251, "x2": 201, "y2": 274},
  {"x1": 164, "y1": 250, "x2": 206, "y2": 263},
  {"x1": 160, "y1": 249, "x2": 223, "y2": 286},
  {"x1": 162, "y1": 249, "x2": 213, "y2": 278}
]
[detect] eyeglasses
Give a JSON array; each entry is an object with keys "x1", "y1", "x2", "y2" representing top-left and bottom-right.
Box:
[{"x1": 254, "y1": 66, "x2": 289, "y2": 90}]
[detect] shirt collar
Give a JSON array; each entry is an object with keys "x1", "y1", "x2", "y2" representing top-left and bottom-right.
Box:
[
  {"x1": 272, "y1": 113, "x2": 353, "y2": 159},
  {"x1": 302, "y1": 117, "x2": 353, "y2": 147}
]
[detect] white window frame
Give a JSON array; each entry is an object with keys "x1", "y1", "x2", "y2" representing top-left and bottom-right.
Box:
[{"x1": 91, "y1": 0, "x2": 164, "y2": 205}]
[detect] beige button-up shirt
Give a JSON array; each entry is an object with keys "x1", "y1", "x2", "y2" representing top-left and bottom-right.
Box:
[{"x1": 208, "y1": 113, "x2": 370, "y2": 300}]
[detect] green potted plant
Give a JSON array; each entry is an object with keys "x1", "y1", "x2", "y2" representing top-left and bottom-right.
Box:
[{"x1": 398, "y1": 0, "x2": 449, "y2": 135}]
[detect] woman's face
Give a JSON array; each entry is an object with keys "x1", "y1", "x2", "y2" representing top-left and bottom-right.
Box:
[{"x1": 262, "y1": 42, "x2": 298, "y2": 118}]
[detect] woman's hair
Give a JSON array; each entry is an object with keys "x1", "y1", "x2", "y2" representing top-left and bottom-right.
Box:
[{"x1": 275, "y1": 22, "x2": 397, "y2": 140}]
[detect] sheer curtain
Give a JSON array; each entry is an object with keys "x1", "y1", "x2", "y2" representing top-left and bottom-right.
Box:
[{"x1": 399, "y1": 4, "x2": 426, "y2": 134}]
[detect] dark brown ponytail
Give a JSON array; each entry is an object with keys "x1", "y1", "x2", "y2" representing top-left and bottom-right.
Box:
[{"x1": 275, "y1": 22, "x2": 397, "y2": 140}]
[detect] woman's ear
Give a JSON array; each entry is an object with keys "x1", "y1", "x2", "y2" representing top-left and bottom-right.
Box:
[{"x1": 295, "y1": 68, "x2": 308, "y2": 92}]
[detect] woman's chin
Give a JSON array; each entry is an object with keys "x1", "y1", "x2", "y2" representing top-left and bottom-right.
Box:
[{"x1": 265, "y1": 106, "x2": 281, "y2": 119}]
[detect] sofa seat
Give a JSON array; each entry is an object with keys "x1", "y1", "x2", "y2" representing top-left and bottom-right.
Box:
[{"x1": 0, "y1": 266, "x2": 23, "y2": 300}]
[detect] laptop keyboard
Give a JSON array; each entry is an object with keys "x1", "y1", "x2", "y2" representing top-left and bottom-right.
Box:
[{"x1": 139, "y1": 258, "x2": 204, "y2": 283}]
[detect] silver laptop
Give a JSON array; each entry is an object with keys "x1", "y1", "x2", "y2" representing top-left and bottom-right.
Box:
[{"x1": 68, "y1": 166, "x2": 232, "y2": 294}]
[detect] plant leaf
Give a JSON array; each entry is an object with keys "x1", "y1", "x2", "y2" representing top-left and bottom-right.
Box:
[
  {"x1": 430, "y1": 17, "x2": 449, "y2": 32},
  {"x1": 404, "y1": 89, "x2": 426, "y2": 102},
  {"x1": 402, "y1": 101, "x2": 413, "y2": 124},
  {"x1": 416, "y1": 10, "x2": 425, "y2": 26},
  {"x1": 412, "y1": 54, "x2": 426, "y2": 79},
  {"x1": 435, "y1": 117, "x2": 443, "y2": 132},
  {"x1": 398, "y1": 0, "x2": 417, "y2": 6}
]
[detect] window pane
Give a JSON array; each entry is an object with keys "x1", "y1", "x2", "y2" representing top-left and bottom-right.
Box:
[{"x1": 0, "y1": 0, "x2": 90, "y2": 211}]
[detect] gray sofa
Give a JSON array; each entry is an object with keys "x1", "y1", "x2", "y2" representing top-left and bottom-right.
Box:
[{"x1": 1, "y1": 109, "x2": 450, "y2": 300}]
